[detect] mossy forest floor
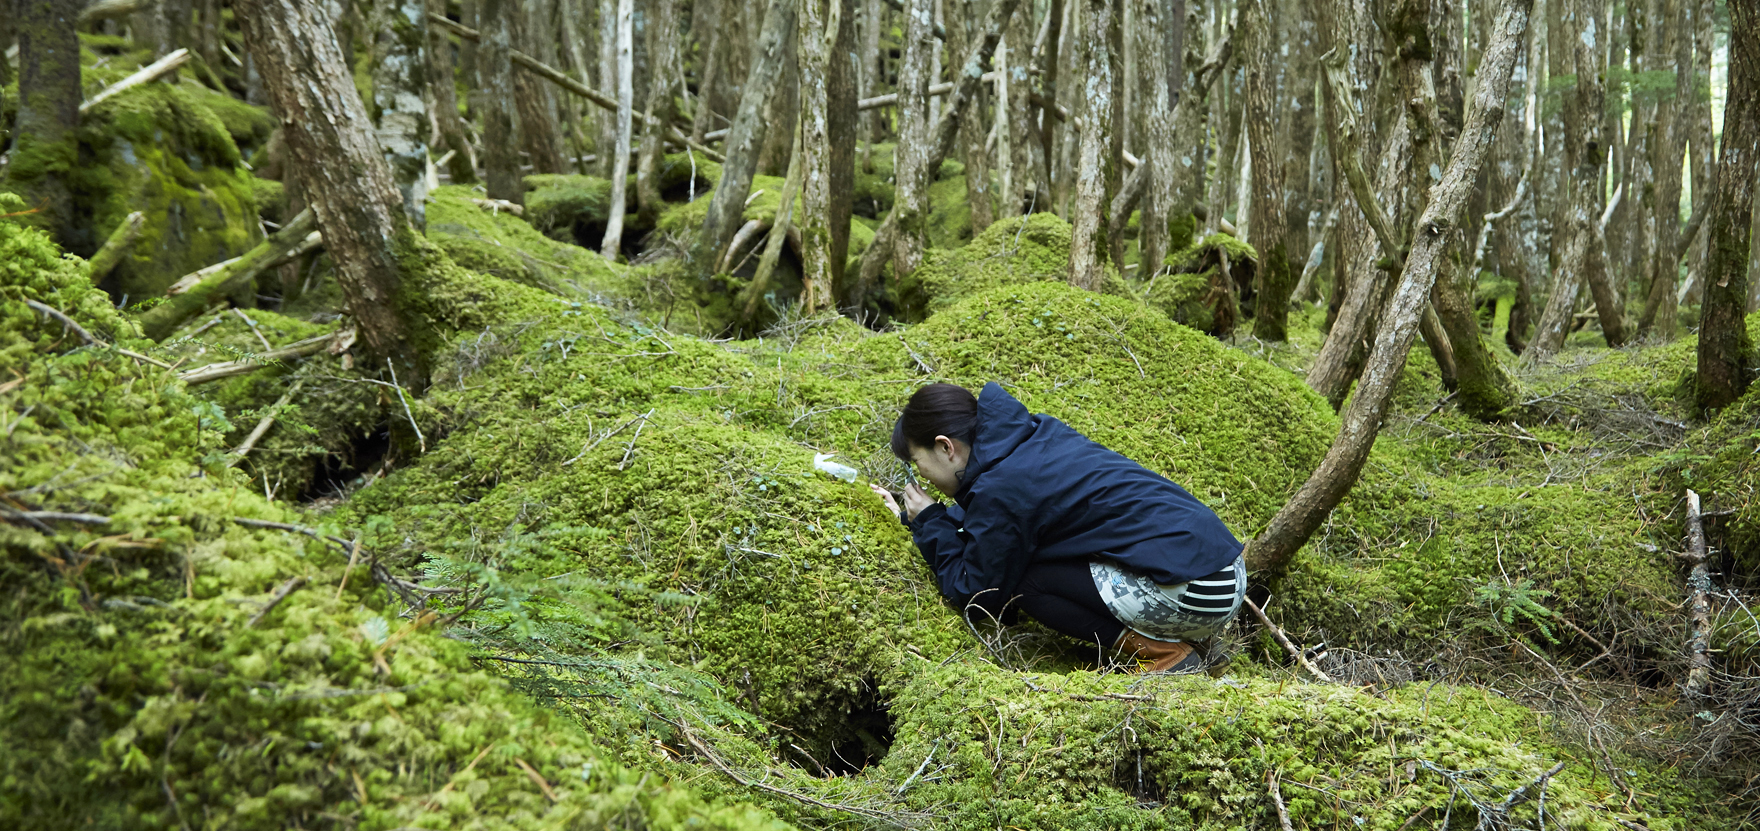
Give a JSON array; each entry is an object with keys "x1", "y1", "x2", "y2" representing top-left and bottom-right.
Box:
[{"x1": 6, "y1": 54, "x2": 1760, "y2": 830}]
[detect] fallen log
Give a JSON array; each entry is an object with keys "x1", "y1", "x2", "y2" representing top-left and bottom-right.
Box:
[
  {"x1": 138, "y1": 209, "x2": 321, "y2": 341},
  {"x1": 86, "y1": 211, "x2": 145, "y2": 283},
  {"x1": 1684, "y1": 489, "x2": 1713, "y2": 697},
  {"x1": 81, "y1": 49, "x2": 191, "y2": 114},
  {"x1": 178, "y1": 331, "x2": 339, "y2": 386}
]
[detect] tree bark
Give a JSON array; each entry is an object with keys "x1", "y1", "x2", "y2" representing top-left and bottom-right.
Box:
[
  {"x1": 139, "y1": 210, "x2": 321, "y2": 340},
  {"x1": 1067, "y1": 0, "x2": 1116, "y2": 290},
  {"x1": 372, "y1": 0, "x2": 433, "y2": 230},
  {"x1": 884, "y1": 0, "x2": 936, "y2": 282},
  {"x1": 6, "y1": 0, "x2": 83, "y2": 251},
  {"x1": 480, "y1": 0, "x2": 525, "y2": 202},
  {"x1": 742, "y1": 120, "x2": 804, "y2": 322},
  {"x1": 859, "y1": 0, "x2": 885, "y2": 172},
  {"x1": 949, "y1": 0, "x2": 996, "y2": 234},
  {"x1": 638, "y1": 0, "x2": 683, "y2": 223},
  {"x1": 237, "y1": 0, "x2": 428, "y2": 388},
  {"x1": 1694, "y1": 0, "x2": 1758, "y2": 412},
  {"x1": 1636, "y1": 0, "x2": 1690, "y2": 337},
  {"x1": 694, "y1": 0, "x2": 798, "y2": 270},
  {"x1": 1247, "y1": 0, "x2": 1529, "y2": 575},
  {"x1": 1244, "y1": 0, "x2": 1293, "y2": 340},
  {"x1": 1131, "y1": 0, "x2": 1181, "y2": 278},
  {"x1": 427, "y1": 0, "x2": 479, "y2": 183},
  {"x1": 798, "y1": 0, "x2": 856, "y2": 309},
  {"x1": 601, "y1": 0, "x2": 635, "y2": 258},
  {"x1": 512, "y1": 0, "x2": 570, "y2": 174},
  {"x1": 1528, "y1": 0, "x2": 1609, "y2": 360},
  {"x1": 690, "y1": 0, "x2": 726, "y2": 142},
  {"x1": 1001, "y1": 0, "x2": 1041, "y2": 214}
]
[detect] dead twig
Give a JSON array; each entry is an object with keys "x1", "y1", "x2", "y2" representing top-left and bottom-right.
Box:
[
  {"x1": 1243, "y1": 596, "x2": 1333, "y2": 682},
  {"x1": 1267, "y1": 769, "x2": 1293, "y2": 831},
  {"x1": 246, "y1": 576, "x2": 305, "y2": 627},
  {"x1": 617, "y1": 409, "x2": 655, "y2": 470},
  {"x1": 386, "y1": 358, "x2": 426, "y2": 453},
  {"x1": 227, "y1": 380, "x2": 304, "y2": 465},
  {"x1": 25, "y1": 299, "x2": 173, "y2": 369}
]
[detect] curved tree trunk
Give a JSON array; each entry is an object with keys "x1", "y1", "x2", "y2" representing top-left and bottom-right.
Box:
[
  {"x1": 1066, "y1": 0, "x2": 1115, "y2": 290},
  {"x1": 6, "y1": 0, "x2": 83, "y2": 251},
  {"x1": 1695, "y1": 0, "x2": 1759, "y2": 411},
  {"x1": 694, "y1": 0, "x2": 798, "y2": 270},
  {"x1": 237, "y1": 0, "x2": 427, "y2": 388},
  {"x1": 372, "y1": 0, "x2": 433, "y2": 230},
  {"x1": 1248, "y1": 0, "x2": 1530, "y2": 576}
]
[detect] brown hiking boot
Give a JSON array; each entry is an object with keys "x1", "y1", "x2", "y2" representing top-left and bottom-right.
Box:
[{"x1": 1113, "y1": 630, "x2": 1204, "y2": 674}]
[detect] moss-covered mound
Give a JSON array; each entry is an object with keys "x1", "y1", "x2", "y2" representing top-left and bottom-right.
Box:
[
  {"x1": 73, "y1": 81, "x2": 264, "y2": 298},
  {"x1": 1144, "y1": 232, "x2": 1258, "y2": 336},
  {"x1": 899, "y1": 213, "x2": 1133, "y2": 322},
  {"x1": 426, "y1": 185, "x2": 636, "y2": 301},
  {"x1": 0, "y1": 205, "x2": 792, "y2": 831}
]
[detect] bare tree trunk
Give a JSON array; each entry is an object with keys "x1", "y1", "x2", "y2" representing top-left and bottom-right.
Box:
[
  {"x1": 428, "y1": 0, "x2": 479, "y2": 182},
  {"x1": 480, "y1": 0, "x2": 525, "y2": 202},
  {"x1": 1132, "y1": 0, "x2": 1181, "y2": 277},
  {"x1": 798, "y1": 0, "x2": 857, "y2": 309},
  {"x1": 742, "y1": 119, "x2": 803, "y2": 322},
  {"x1": 1695, "y1": 0, "x2": 1759, "y2": 411},
  {"x1": 1067, "y1": 0, "x2": 1116, "y2": 290},
  {"x1": 695, "y1": 0, "x2": 798, "y2": 269},
  {"x1": 1038, "y1": 0, "x2": 1065, "y2": 205},
  {"x1": 637, "y1": 0, "x2": 683, "y2": 223},
  {"x1": 1637, "y1": 0, "x2": 1690, "y2": 337},
  {"x1": 460, "y1": 0, "x2": 481, "y2": 89},
  {"x1": 1527, "y1": 0, "x2": 1609, "y2": 360},
  {"x1": 6, "y1": 0, "x2": 83, "y2": 251},
  {"x1": 599, "y1": 0, "x2": 635, "y2": 257},
  {"x1": 1206, "y1": 75, "x2": 1243, "y2": 230},
  {"x1": 1001, "y1": 1, "x2": 1039, "y2": 214},
  {"x1": 885, "y1": 0, "x2": 936, "y2": 280},
  {"x1": 1244, "y1": 0, "x2": 1292, "y2": 340},
  {"x1": 859, "y1": 0, "x2": 884, "y2": 172},
  {"x1": 237, "y1": 0, "x2": 427, "y2": 387},
  {"x1": 690, "y1": 0, "x2": 725, "y2": 142},
  {"x1": 596, "y1": 0, "x2": 620, "y2": 176},
  {"x1": 950, "y1": 0, "x2": 995, "y2": 233},
  {"x1": 372, "y1": 0, "x2": 433, "y2": 229},
  {"x1": 758, "y1": 35, "x2": 802, "y2": 175},
  {"x1": 1248, "y1": 0, "x2": 1529, "y2": 575},
  {"x1": 513, "y1": 0, "x2": 570, "y2": 174}
]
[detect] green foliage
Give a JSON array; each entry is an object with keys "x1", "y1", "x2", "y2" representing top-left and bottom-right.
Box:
[{"x1": 1474, "y1": 578, "x2": 1561, "y2": 644}]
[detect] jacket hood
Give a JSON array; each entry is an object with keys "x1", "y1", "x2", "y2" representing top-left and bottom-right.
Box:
[{"x1": 955, "y1": 383, "x2": 1036, "y2": 501}]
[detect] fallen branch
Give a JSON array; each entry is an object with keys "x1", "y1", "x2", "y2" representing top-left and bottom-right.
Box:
[
  {"x1": 246, "y1": 576, "x2": 306, "y2": 627},
  {"x1": 87, "y1": 212, "x2": 145, "y2": 282},
  {"x1": 616, "y1": 409, "x2": 655, "y2": 470},
  {"x1": 0, "y1": 508, "x2": 113, "y2": 526},
  {"x1": 227, "y1": 380, "x2": 305, "y2": 465},
  {"x1": 178, "y1": 332, "x2": 337, "y2": 385},
  {"x1": 1243, "y1": 596, "x2": 1333, "y2": 682},
  {"x1": 78, "y1": 0, "x2": 148, "y2": 23},
  {"x1": 469, "y1": 197, "x2": 524, "y2": 216},
  {"x1": 81, "y1": 49, "x2": 191, "y2": 114},
  {"x1": 24, "y1": 299, "x2": 174, "y2": 369},
  {"x1": 1267, "y1": 769, "x2": 1293, "y2": 831},
  {"x1": 141, "y1": 208, "x2": 322, "y2": 341},
  {"x1": 719, "y1": 218, "x2": 767, "y2": 273},
  {"x1": 1683, "y1": 489, "x2": 1713, "y2": 697},
  {"x1": 682, "y1": 730, "x2": 922, "y2": 828}
]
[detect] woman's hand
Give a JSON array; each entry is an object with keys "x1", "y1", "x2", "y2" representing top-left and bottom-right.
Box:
[{"x1": 868, "y1": 482, "x2": 940, "y2": 522}]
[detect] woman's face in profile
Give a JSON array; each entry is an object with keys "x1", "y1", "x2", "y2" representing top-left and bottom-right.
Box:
[{"x1": 908, "y1": 436, "x2": 969, "y2": 497}]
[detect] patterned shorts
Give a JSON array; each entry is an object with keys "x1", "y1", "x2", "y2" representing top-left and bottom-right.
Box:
[{"x1": 1089, "y1": 553, "x2": 1246, "y2": 643}]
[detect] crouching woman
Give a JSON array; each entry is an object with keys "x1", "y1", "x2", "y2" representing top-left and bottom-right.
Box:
[{"x1": 871, "y1": 382, "x2": 1246, "y2": 673}]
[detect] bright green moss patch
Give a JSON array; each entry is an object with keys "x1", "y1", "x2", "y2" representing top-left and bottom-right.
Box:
[
  {"x1": 1144, "y1": 232, "x2": 1258, "y2": 336},
  {"x1": 900, "y1": 213, "x2": 1132, "y2": 322},
  {"x1": 426, "y1": 185, "x2": 636, "y2": 300}
]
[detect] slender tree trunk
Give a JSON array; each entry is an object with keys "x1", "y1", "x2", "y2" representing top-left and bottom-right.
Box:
[
  {"x1": 798, "y1": 0, "x2": 856, "y2": 309},
  {"x1": 237, "y1": 0, "x2": 427, "y2": 388},
  {"x1": 460, "y1": 0, "x2": 481, "y2": 88},
  {"x1": 950, "y1": 0, "x2": 996, "y2": 233},
  {"x1": 1038, "y1": 0, "x2": 1065, "y2": 205},
  {"x1": 1244, "y1": 0, "x2": 1292, "y2": 340},
  {"x1": 1206, "y1": 75, "x2": 1244, "y2": 230},
  {"x1": 597, "y1": 0, "x2": 621, "y2": 176},
  {"x1": 1067, "y1": 0, "x2": 1116, "y2": 290},
  {"x1": 886, "y1": 0, "x2": 936, "y2": 281},
  {"x1": 1637, "y1": 0, "x2": 1690, "y2": 336},
  {"x1": 691, "y1": 0, "x2": 726, "y2": 142},
  {"x1": 372, "y1": 0, "x2": 433, "y2": 229},
  {"x1": 1527, "y1": 0, "x2": 1608, "y2": 360},
  {"x1": 742, "y1": 119, "x2": 804, "y2": 322},
  {"x1": 513, "y1": 0, "x2": 570, "y2": 174},
  {"x1": 601, "y1": 0, "x2": 635, "y2": 257},
  {"x1": 6, "y1": 0, "x2": 83, "y2": 251},
  {"x1": 428, "y1": 0, "x2": 479, "y2": 182},
  {"x1": 1695, "y1": 0, "x2": 1759, "y2": 411},
  {"x1": 1682, "y1": 0, "x2": 1716, "y2": 305},
  {"x1": 1248, "y1": 0, "x2": 1529, "y2": 575},
  {"x1": 638, "y1": 0, "x2": 683, "y2": 223},
  {"x1": 480, "y1": 0, "x2": 525, "y2": 201},
  {"x1": 1132, "y1": 0, "x2": 1181, "y2": 277},
  {"x1": 695, "y1": 0, "x2": 798, "y2": 269},
  {"x1": 1002, "y1": 1, "x2": 1039, "y2": 213},
  {"x1": 758, "y1": 34, "x2": 802, "y2": 175},
  {"x1": 859, "y1": 0, "x2": 884, "y2": 172}
]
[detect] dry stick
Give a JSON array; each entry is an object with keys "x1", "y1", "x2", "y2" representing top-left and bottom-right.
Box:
[
  {"x1": 177, "y1": 331, "x2": 337, "y2": 385},
  {"x1": 386, "y1": 358, "x2": 426, "y2": 453},
  {"x1": 426, "y1": 14, "x2": 723, "y2": 163},
  {"x1": 81, "y1": 49, "x2": 192, "y2": 114},
  {"x1": 1242, "y1": 596, "x2": 1334, "y2": 682},
  {"x1": 616, "y1": 409, "x2": 655, "y2": 470},
  {"x1": 856, "y1": 72, "x2": 1001, "y2": 110},
  {"x1": 233, "y1": 308, "x2": 274, "y2": 352},
  {"x1": 87, "y1": 211, "x2": 145, "y2": 282},
  {"x1": 334, "y1": 535, "x2": 363, "y2": 602},
  {"x1": 24, "y1": 299, "x2": 175, "y2": 369},
  {"x1": 1684, "y1": 489, "x2": 1713, "y2": 697},
  {"x1": 0, "y1": 509, "x2": 112, "y2": 525},
  {"x1": 896, "y1": 739, "x2": 940, "y2": 795},
  {"x1": 246, "y1": 576, "x2": 306, "y2": 627},
  {"x1": 1267, "y1": 769, "x2": 1294, "y2": 831},
  {"x1": 227, "y1": 379, "x2": 305, "y2": 464},
  {"x1": 562, "y1": 411, "x2": 648, "y2": 465}
]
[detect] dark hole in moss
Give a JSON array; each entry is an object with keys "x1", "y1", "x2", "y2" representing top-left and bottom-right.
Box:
[
  {"x1": 298, "y1": 423, "x2": 392, "y2": 503},
  {"x1": 782, "y1": 675, "x2": 895, "y2": 777}
]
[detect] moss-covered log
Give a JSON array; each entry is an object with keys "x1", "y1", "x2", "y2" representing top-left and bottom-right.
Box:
[{"x1": 137, "y1": 209, "x2": 319, "y2": 341}]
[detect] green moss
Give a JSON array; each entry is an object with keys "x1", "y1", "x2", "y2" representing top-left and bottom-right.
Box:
[
  {"x1": 1144, "y1": 233, "x2": 1258, "y2": 336},
  {"x1": 901, "y1": 213, "x2": 1132, "y2": 322},
  {"x1": 249, "y1": 177, "x2": 287, "y2": 224},
  {"x1": 74, "y1": 82, "x2": 263, "y2": 297},
  {"x1": 425, "y1": 185, "x2": 636, "y2": 300},
  {"x1": 181, "y1": 81, "x2": 277, "y2": 156}
]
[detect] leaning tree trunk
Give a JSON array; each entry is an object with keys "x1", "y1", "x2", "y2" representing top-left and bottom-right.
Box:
[
  {"x1": 601, "y1": 0, "x2": 635, "y2": 258},
  {"x1": 1067, "y1": 0, "x2": 1116, "y2": 290},
  {"x1": 1244, "y1": 0, "x2": 1293, "y2": 340},
  {"x1": 1528, "y1": 0, "x2": 1610, "y2": 360},
  {"x1": 694, "y1": 0, "x2": 798, "y2": 271},
  {"x1": 372, "y1": 0, "x2": 433, "y2": 230},
  {"x1": 7, "y1": 0, "x2": 83, "y2": 251},
  {"x1": 480, "y1": 0, "x2": 525, "y2": 202},
  {"x1": 237, "y1": 0, "x2": 428, "y2": 388},
  {"x1": 1695, "y1": 0, "x2": 1759, "y2": 411},
  {"x1": 1248, "y1": 0, "x2": 1530, "y2": 575},
  {"x1": 637, "y1": 0, "x2": 683, "y2": 224},
  {"x1": 797, "y1": 0, "x2": 857, "y2": 310}
]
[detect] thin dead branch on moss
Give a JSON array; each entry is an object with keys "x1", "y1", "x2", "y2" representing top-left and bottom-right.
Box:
[
  {"x1": 1244, "y1": 597, "x2": 1333, "y2": 682},
  {"x1": 25, "y1": 299, "x2": 174, "y2": 369},
  {"x1": 246, "y1": 576, "x2": 305, "y2": 627},
  {"x1": 1684, "y1": 490, "x2": 1714, "y2": 697},
  {"x1": 679, "y1": 725, "x2": 932, "y2": 828}
]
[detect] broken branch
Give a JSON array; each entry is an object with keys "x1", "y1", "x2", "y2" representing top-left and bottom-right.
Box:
[
  {"x1": 1684, "y1": 489, "x2": 1713, "y2": 697},
  {"x1": 246, "y1": 576, "x2": 306, "y2": 627},
  {"x1": 1243, "y1": 596, "x2": 1334, "y2": 682},
  {"x1": 81, "y1": 49, "x2": 192, "y2": 114}
]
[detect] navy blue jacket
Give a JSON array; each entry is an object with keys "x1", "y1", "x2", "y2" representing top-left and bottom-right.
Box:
[{"x1": 906, "y1": 383, "x2": 1242, "y2": 610}]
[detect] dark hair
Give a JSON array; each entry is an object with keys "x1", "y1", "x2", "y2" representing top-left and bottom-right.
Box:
[{"x1": 891, "y1": 383, "x2": 978, "y2": 460}]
